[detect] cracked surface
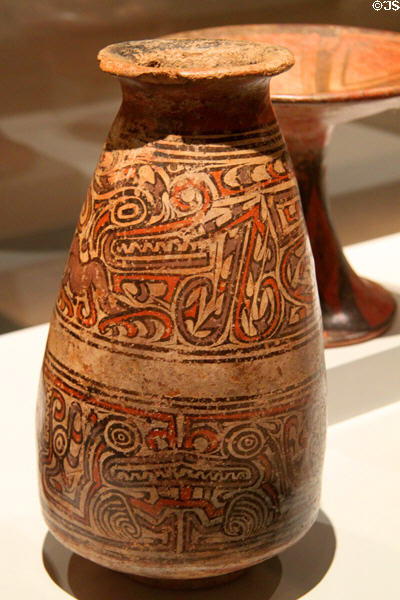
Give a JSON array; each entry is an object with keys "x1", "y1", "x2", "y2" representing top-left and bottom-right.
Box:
[{"x1": 97, "y1": 38, "x2": 294, "y2": 82}]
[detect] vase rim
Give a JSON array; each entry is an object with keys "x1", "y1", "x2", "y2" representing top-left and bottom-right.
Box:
[{"x1": 97, "y1": 38, "x2": 294, "y2": 83}]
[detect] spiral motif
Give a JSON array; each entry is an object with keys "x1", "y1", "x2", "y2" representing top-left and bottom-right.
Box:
[
  {"x1": 223, "y1": 492, "x2": 270, "y2": 538},
  {"x1": 172, "y1": 180, "x2": 206, "y2": 213},
  {"x1": 170, "y1": 172, "x2": 214, "y2": 218},
  {"x1": 104, "y1": 420, "x2": 142, "y2": 455},
  {"x1": 224, "y1": 425, "x2": 266, "y2": 459},
  {"x1": 92, "y1": 491, "x2": 141, "y2": 541},
  {"x1": 52, "y1": 425, "x2": 68, "y2": 458},
  {"x1": 52, "y1": 390, "x2": 66, "y2": 422},
  {"x1": 112, "y1": 195, "x2": 148, "y2": 226}
]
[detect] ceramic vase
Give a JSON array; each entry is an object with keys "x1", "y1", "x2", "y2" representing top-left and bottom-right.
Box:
[{"x1": 37, "y1": 39, "x2": 326, "y2": 588}]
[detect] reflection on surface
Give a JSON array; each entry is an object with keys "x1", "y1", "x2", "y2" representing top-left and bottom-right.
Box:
[
  {"x1": 42, "y1": 510, "x2": 335, "y2": 599},
  {"x1": 328, "y1": 345, "x2": 400, "y2": 424},
  {"x1": 384, "y1": 289, "x2": 400, "y2": 338},
  {"x1": 327, "y1": 288, "x2": 400, "y2": 425}
]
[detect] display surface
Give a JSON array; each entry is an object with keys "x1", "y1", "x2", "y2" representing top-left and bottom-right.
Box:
[
  {"x1": 36, "y1": 38, "x2": 326, "y2": 587},
  {"x1": 175, "y1": 24, "x2": 400, "y2": 346}
]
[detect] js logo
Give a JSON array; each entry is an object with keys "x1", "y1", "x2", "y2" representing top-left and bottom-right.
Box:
[{"x1": 372, "y1": 0, "x2": 400, "y2": 9}]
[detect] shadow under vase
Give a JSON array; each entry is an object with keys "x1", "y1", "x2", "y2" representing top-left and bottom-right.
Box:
[{"x1": 42, "y1": 510, "x2": 336, "y2": 599}]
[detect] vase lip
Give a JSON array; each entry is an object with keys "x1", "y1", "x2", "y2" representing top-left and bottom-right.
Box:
[{"x1": 97, "y1": 38, "x2": 294, "y2": 83}]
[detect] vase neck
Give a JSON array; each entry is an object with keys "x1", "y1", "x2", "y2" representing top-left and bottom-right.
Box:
[{"x1": 115, "y1": 75, "x2": 273, "y2": 136}]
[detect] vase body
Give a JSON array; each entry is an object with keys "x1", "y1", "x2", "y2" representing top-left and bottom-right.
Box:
[{"x1": 37, "y1": 39, "x2": 326, "y2": 585}]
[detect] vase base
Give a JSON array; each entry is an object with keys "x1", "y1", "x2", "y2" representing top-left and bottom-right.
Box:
[
  {"x1": 324, "y1": 320, "x2": 393, "y2": 348},
  {"x1": 129, "y1": 568, "x2": 247, "y2": 589},
  {"x1": 323, "y1": 278, "x2": 396, "y2": 348}
]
